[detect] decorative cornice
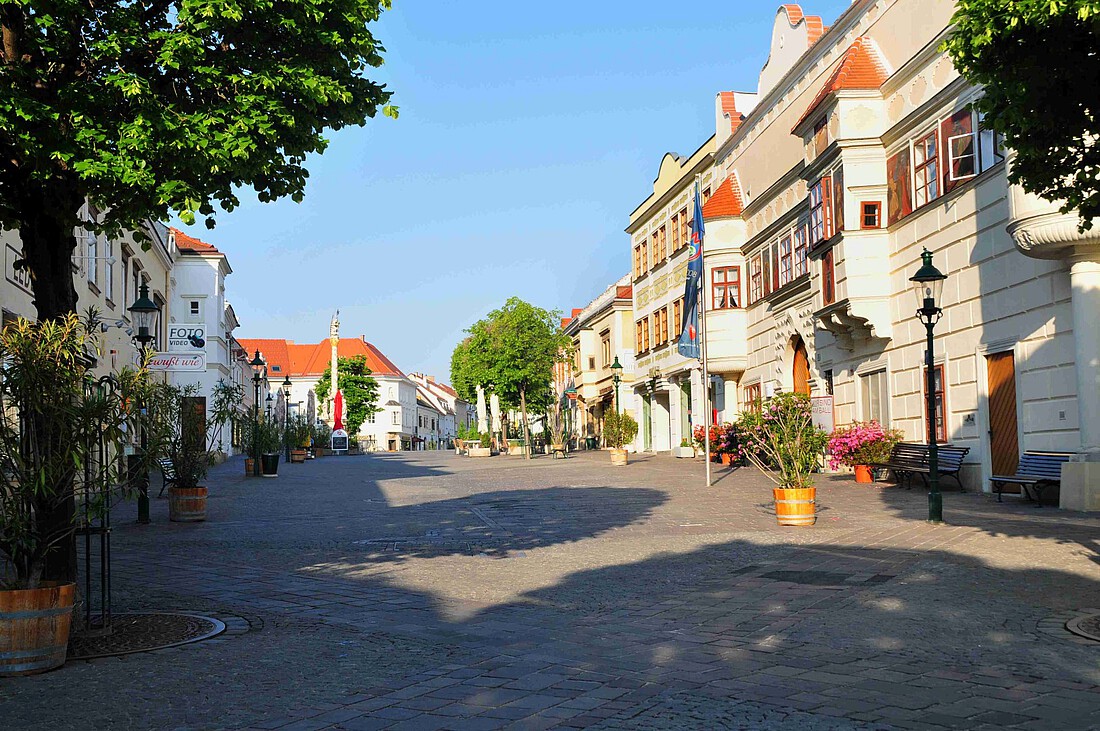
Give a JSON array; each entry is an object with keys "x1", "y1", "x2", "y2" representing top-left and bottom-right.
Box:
[{"x1": 1008, "y1": 211, "x2": 1100, "y2": 261}]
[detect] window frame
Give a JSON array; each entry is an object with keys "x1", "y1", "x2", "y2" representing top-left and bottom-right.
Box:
[
  {"x1": 749, "y1": 254, "x2": 763, "y2": 304},
  {"x1": 809, "y1": 176, "x2": 834, "y2": 245},
  {"x1": 673, "y1": 298, "x2": 682, "y2": 340},
  {"x1": 860, "y1": 369, "x2": 890, "y2": 426},
  {"x1": 642, "y1": 316, "x2": 650, "y2": 352},
  {"x1": 913, "y1": 129, "x2": 940, "y2": 208},
  {"x1": 924, "y1": 364, "x2": 948, "y2": 444},
  {"x1": 860, "y1": 201, "x2": 882, "y2": 229},
  {"x1": 743, "y1": 383, "x2": 762, "y2": 414},
  {"x1": 86, "y1": 231, "x2": 98, "y2": 286},
  {"x1": 793, "y1": 224, "x2": 808, "y2": 278},
  {"x1": 711, "y1": 266, "x2": 741, "y2": 310}
]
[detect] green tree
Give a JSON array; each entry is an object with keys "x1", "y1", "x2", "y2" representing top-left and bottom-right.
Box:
[
  {"x1": 314, "y1": 355, "x2": 380, "y2": 438},
  {"x1": 0, "y1": 0, "x2": 398, "y2": 323},
  {"x1": 450, "y1": 298, "x2": 571, "y2": 459},
  {"x1": 945, "y1": 0, "x2": 1100, "y2": 229}
]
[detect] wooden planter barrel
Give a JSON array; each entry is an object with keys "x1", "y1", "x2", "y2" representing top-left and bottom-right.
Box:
[
  {"x1": 168, "y1": 486, "x2": 208, "y2": 522},
  {"x1": 291, "y1": 449, "x2": 307, "y2": 463},
  {"x1": 610, "y1": 448, "x2": 628, "y2": 466},
  {"x1": 0, "y1": 583, "x2": 75, "y2": 676},
  {"x1": 244, "y1": 457, "x2": 255, "y2": 475},
  {"x1": 773, "y1": 487, "x2": 816, "y2": 526}
]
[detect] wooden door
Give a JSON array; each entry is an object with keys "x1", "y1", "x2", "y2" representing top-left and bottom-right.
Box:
[
  {"x1": 793, "y1": 339, "x2": 811, "y2": 396},
  {"x1": 986, "y1": 352, "x2": 1020, "y2": 484}
]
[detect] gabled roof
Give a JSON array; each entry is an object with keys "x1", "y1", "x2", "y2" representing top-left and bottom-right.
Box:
[
  {"x1": 236, "y1": 337, "x2": 404, "y2": 379},
  {"x1": 794, "y1": 36, "x2": 890, "y2": 132},
  {"x1": 170, "y1": 227, "x2": 222, "y2": 255},
  {"x1": 701, "y1": 176, "x2": 744, "y2": 221}
]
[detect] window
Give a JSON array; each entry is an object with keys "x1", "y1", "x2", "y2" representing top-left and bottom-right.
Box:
[
  {"x1": 635, "y1": 320, "x2": 643, "y2": 352},
  {"x1": 860, "y1": 370, "x2": 890, "y2": 425},
  {"x1": 824, "y1": 369, "x2": 834, "y2": 396},
  {"x1": 270, "y1": 365, "x2": 281, "y2": 373},
  {"x1": 103, "y1": 238, "x2": 114, "y2": 302},
  {"x1": 121, "y1": 251, "x2": 132, "y2": 308},
  {"x1": 671, "y1": 213, "x2": 681, "y2": 250},
  {"x1": 770, "y1": 242, "x2": 780, "y2": 292},
  {"x1": 678, "y1": 208, "x2": 689, "y2": 249},
  {"x1": 861, "y1": 202, "x2": 882, "y2": 229},
  {"x1": 86, "y1": 232, "x2": 98, "y2": 286},
  {"x1": 656, "y1": 226, "x2": 667, "y2": 264},
  {"x1": 131, "y1": 267, "x2": 142, "y2": 310},
  {"x1": 943, "y1": 109, "x2": 976, "y2": 192},
  {"x1": 762, "y1": 246, "x2": 773, "y2": 297},
  {"x1": 601, "y1": 332, "x2": 611, "y2": 367},
  {"x1": 659, "y1": 306, "x2": 669, "y2": 345},
  {"x1": 588, "y1": 356, "x2": 596, "y2": 371},
  {"x1": 749, "y1": 254, "x2": 763, "y2": 303},
  {"x1": 367, "y1": 412, "x2": 376, "y2": 424},
  {"x1": 702, "y1": 187, "x2": 711, "y2": 204},
  {"x1": 392, "y1": 411, "x2": 399, "y2": 425},
  {"x1": 821, "y1": 250, "x2": 836, "y2": 306},
  {"x1": 913, "y1": 130, "x2": 939, "y2": 207},
  {"x1": 925, "y1": 364, "x2": 947, "y2": 443},
  {"x1": 977, "y1": 112, "x2": 1005, "y2": 172},
  {"x1": 633, "y1": 245, "x2": 642, "y2": 279},
  {"x1": 832, "y1": 166, "x2": 844, "y2": 232},
  {"x1": 711, "y1": 267, "x2": 741, "y2": 309},
  {"x1": 794, "y1": 225, "x2": 808, "y2": 277},
  {"x1": 743, "y1": 383, "x2": 762, "y2": 413},
  {"x1": 886, "y1": 147, "x2": 913, "y2": 224},
  {"x1": 812, "y1": 117, "x2": 828, "y2": 156},
  {"x1": 641, "y1": 240, "x2": 649, "y2": 272},
  {"x1": 189, "y1": 300, "x2": 200, "y2": 318},
  {"x1": 779, "y1": 236, "x2": 793, "y2": 286},
  {"x1": 809, "y1": 176, "x2": 834, "y2": 245},
  {"x1": 642, "y1": 316, "x2": 650, "y2": 352},
  {"x1": 672, "y1": 298, "x2": 682, "y2": 339}
]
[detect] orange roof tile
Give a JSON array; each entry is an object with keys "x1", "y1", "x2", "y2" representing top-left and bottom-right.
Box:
[
  {"x1": 701, "y1": 176, "x2": 744, "y2": 221},
  {"x1": 794, "y1": 36, "x2": 889, "y2": 132},
  {"x1": 236, "y1": 337, "x2": 404, "y2": 379},
  {"x1": 781, "y1": 5, "x2": 825, "y2": 47},
  {"x1": 170, "y1": 227, "x2": 221, "y2": 255},
  {"x1": 719, "y1": 92, "x2": 746, "y2": 135},
  {"x1": 560, "y1": 317, "x2": 572, "y2": 329},
  {"x1": 615, "y1": 285, "x2": 633, "y2": 300}
]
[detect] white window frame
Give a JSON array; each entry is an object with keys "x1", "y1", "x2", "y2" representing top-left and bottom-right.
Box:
[
  {"x1": 86, "y1": 231, "x2": 98, "y2": 286},
  {"x1": 103, "y1": 238, "x2": 114, "y2": 302},
  {"x1": 912, "y1": 130, "x2": 939, "y2": 208},
  {"x1": 947, "y1": 131, "x2": 978, "y2": 183}
]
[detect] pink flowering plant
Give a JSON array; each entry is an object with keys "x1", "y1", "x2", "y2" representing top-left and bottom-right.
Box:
[
  {"x1": 826, "y1": 421, "x2": 904, "y2": 470},
  {"x1": 737, "y1": 392, "x2": 828, "y2": 489}
]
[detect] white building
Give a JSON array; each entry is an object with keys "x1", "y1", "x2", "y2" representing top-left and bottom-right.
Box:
[{"x1": 409, "y1": 373, "x2": 472, "y2": 449}]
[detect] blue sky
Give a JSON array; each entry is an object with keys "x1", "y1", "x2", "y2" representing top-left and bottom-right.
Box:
[{"x1": 177, "y1": 1, "x2": 854, "y2": 381}]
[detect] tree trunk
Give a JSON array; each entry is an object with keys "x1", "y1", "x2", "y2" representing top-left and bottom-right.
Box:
[
  {"x1": 520, "y1": 386, "x2": 531, "y2": 460},
  {"x1": 16, "y1": 178, "x2": 84, "y2": 584}
]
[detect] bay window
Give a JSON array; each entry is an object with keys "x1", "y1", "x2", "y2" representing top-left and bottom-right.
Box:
[{"x1": 711, "y1": 267, "x2": 740, "y2": 310}]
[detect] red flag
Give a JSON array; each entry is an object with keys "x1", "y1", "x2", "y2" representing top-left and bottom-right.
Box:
[{"x1": 333, "y1": 390, "x2": 344, "y2": 431}]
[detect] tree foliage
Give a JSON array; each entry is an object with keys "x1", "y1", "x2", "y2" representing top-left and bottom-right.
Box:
[
  {"x1": 314, "y1": 355, "x2": 380, "y2": 437},
  {"x1": 945, "y1": 0, "x2": 1100, "y2": 228},
  {"x1": 449, "y1": 298, "x2": 571, "y2": 455},
  {"x1": 0, "y1": 0, "x2": 398, "y2": 320}
]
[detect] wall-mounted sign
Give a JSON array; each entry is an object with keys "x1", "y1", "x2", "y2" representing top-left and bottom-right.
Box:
[
  {"x1": 148, "y1": 353, "x2": 207, "y2": 372},
  {"x1": 331, "y1": 429, "x2": 349, "y2": 452},
  {"x1": 811, "y1": 395, "x2": 835, "y2": 434},
  {"x1": 168, "y1": 326, "x2": 206, "y2": 351}
]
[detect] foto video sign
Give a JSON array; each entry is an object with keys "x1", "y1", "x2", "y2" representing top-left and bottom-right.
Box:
[
  {"x1": 148, "y1": 353, "x2": 207, "y2": 372},
  {"x1": 168, "y1": 326, "x2": 206, "y2": 352}
]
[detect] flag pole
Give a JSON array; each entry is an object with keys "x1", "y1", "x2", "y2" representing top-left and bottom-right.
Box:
[{"x1": 697, "y1": 176, "x2": 712, "y2": 489}]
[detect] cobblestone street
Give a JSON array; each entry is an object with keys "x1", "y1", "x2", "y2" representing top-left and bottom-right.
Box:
[{"x1": 2, "y1": 451, "x2": 1098, "y2": 730}]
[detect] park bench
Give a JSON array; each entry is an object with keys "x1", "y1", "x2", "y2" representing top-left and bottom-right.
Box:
[
  {"x1": 156, "y1": 457, "x2": 177, "y2": 497},
  {"x1": 871, "y1": 442, "x2": 970, "y2": 491},
  {"x1": 550, "y1": 444, "x2": 567, "y2": 459},
  {"x1": 990, "y1": 451, "x2": 1073, "y2": 507}
]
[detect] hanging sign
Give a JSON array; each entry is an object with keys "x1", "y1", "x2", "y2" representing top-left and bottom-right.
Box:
[
  {"x1": 148, "y1": 353, "x2": 206, "y2": 372},
  {"x1": 168, "y1": 326, "x2": 206, "y2": 351},
  {"x1": 811, "y1": 395, "x2": 835, "y2": 434}
]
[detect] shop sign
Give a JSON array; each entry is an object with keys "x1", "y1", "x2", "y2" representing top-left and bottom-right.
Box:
[{"x1": 148, "y1": 353, "x2": 206, "y2": 372}]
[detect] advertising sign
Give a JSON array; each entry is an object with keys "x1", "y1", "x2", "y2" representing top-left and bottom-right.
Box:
[
  {"x1": 168, "y1": 326, "x2": 206, "y2": 352},
  {"x1": 331, "y1": 429, "x2": 349, "y2": 452},
  {"x1": 811, "y1": 395, "x2": 835, "y2": 434},
  {"x1": 148, "y1": 353, "x2": 207, "y2": 372}
]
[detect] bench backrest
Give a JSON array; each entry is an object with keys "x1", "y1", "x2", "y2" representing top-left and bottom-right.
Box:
[
  {"x1": 1013, "y1": 451, "x2": 1072, "y2": 479},
  {"x1": 158, "y1": 457, "x2": 176, "y2": 477},
  {"x1": 890, "y1": 442, "x2": 970, "y2": 470}
]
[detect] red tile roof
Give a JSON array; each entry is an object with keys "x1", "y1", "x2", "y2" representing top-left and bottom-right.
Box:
[
  {"x1": 794, "y1": 36, "x2": 889, "y2": 132},
  {"x1": 236, "y1": 337, "x2": 404, "y2": 378},
  {"x1": 615, "y1": 285, "x2": 633, "y2": 300},
  {"x1": 781, "y1": 4, "x2": 825, "y2": 48},
  {"x1": 170, "y1": 227, "x2": 222, "y2": 255},
  {"x1": 560, "y1": 317, "x2": 572, "y2": 329},
  {"x1": 701, "y1": 176, "x2": 744, "y2": 221},
  {"x1": 719, "y1": 92, "x2": 746, "y2": 135}
]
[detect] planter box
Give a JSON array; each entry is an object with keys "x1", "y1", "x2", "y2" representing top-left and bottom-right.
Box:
[
  {"x1": 673, "y1": 446, "x2": 695, "y2": 458},
  {"x1": 469, "y1": 447, "x2": 492, "y2": 458}
]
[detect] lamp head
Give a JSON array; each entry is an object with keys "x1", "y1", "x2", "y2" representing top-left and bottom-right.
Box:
[
  {"x1": 128, "y1": 283, "x2": 160, "y2": 347},
  {"x1": 910, "y1": 248, "x2": 947, "y2": 321}
]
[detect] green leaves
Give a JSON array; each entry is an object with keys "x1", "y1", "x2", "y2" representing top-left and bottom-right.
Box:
[
  {"x1": 315, "y1": 355, "x2": 380, "y2": 438},
  {"x1": 945, "y1": 0, "x2": 1100, "y2": 229}
]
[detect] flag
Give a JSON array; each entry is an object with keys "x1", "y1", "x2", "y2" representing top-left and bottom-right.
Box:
[{"x1": 677, "y1": 183, "x2": 705, "y2": 359}]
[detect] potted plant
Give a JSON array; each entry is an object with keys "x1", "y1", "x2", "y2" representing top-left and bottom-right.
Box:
[
  {"x1": 738, "y1": 393, "x2": 828, "y2": 526},
  {"x1": 310, "y1": 422, "x2": 332, "y2": 458},
  {"x1": 674, "y1": 438, "x2": 695, "y2": 459},
  {"x1": 827, "y1": 421, "x2": 904, "y2": 483},
  {"x1": 258, "y1": 419, "x2": 282, "y2": 477},
  {"x1": 604, "y1": 410, "x2": 639, "y2": 466},
  {"x1": 469, "y1": 432, "x2": 492, "y2": 457},
  {"x1": 288, "y1": 415, "x2": 311, "y2": 463},
  {"x1": 0, "y1": 315, "x2": 147, "y2": 675}
]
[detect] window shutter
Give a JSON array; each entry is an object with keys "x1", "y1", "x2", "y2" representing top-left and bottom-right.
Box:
[
  {"x1": 821, "y1": 176, "x2": 834, "y2": 239},
  {"x1": 942, "y1": 110, "x2": 976, "y2": 193},
  {"x1": 886, "y1": 148, "x2": 913, "y2": 225},
  {"x1": 771, "y1": 242, "x2": 780, "y2": 292}
]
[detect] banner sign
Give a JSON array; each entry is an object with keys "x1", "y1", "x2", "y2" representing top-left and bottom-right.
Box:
[
  {"x1": 331, "y1": 429, "x2": 349, "y2": 452},
  {"x1": 148, "y1": 352, "x2": 206, "y2": 372},
  {"x1": 168, "y1": 326, "x2": 206, "y2": 351},
  {"x1": 811, "y1": 395, "x2": 835, "y2": 434}
]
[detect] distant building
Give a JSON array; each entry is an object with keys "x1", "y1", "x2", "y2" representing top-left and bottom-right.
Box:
[{"x1": 409, "y1": 373, "x2": 475, "y2": 449}]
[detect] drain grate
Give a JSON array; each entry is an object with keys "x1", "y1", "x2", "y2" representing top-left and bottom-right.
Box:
[
  {"x1": 1066, "y1": 613, "x2": 1100, "y2": 643},
  {"x1": 759, "y1": 570, "x2": 895, "y2": 586},
  {"x1": 68, "y1": 612, "x2": 225, "y2": 659}
]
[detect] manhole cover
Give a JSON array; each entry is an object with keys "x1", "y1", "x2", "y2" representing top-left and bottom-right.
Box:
[
  {"x1": 68, "y1": 612, "x2": 225, "y2": 659},
  {"x1": 1066, "y1": 613, "x2": 1100, "y2": 642}
]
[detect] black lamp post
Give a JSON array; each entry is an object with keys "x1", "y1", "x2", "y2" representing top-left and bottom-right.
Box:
[
  {"x1": 283, "y1": 375, "x2": 293, "y2": 463},
  {"x1": 910, "y1": 248, "x2": 948, "y2": 524},
  {"x1": 265, "y1": 394, "x2": 273, "y2": 421},
  {"x1": 249, "y1": 350, "x2": 266, "y2": 476},
  {"x1": 610, "y1": 356, "x2": 623, "y2": 415},
  {"x1": 128, "y1": 283, "x2": 161, "y2": 525}
]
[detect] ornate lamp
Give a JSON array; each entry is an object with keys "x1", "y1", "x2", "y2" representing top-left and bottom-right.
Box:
[{"x1": 910, "y1": 248, "x2": 948, "y2": 523}]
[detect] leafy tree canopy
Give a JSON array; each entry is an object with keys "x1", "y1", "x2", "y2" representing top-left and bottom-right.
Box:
[
  {"x1": 315, "y1": 355, "x2": 380, "y2": 438},
  {"x1": 0, "y1": 0, "x2": 397, "y2": 320},
  {"x1": 945, "y1": 0, "x2": 1100, "y2": 229},
  {"x1": 450, "y1": 297, "x2": 570, "y2": 416}
]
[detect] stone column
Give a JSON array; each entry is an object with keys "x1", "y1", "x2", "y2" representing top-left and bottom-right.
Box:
[{"x1": 1062, "y1": 255, "x2": 1100, "y2": 510}]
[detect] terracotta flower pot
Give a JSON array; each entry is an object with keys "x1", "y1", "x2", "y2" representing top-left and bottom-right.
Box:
[
  {"x1": 0, "y1": 582, "x2": 75, "y2": 676},
  {"x1": 720, "y1": 453, "x2": 733, "y2": 465},
  {"x1": 854, "y1": 464, "x2": 874, "y2": 483}
]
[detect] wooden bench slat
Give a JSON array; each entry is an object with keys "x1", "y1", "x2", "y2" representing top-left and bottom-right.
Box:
[
  {"x1": 990, "y1": 451, "x2": 1073, "y2": 506},
  {"x1": 869, "y1": 443, "x2": 970, "y2": 491}
]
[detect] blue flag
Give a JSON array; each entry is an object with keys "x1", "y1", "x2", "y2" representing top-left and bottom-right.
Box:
[{"x1": 677, "y1": 183, "x2": 705, "y2": 360}]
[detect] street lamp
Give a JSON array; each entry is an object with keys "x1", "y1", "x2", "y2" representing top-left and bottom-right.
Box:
[
  {"x1": 249, "y1": 350, "x2": 266, "y2": 476},
  {"x1": 610, "y1": 356, "x2": 623, "y2": 415},
  {"x1": 910, "y1": 248, "x2": 948, "y2": 524},
  {"x1": 283, "y1": 375, "x2": 293, "y2": 463},
  {"x1": 265, "y1": 393, "x2": 273, "y2": 421},
  {"x1": 128, "y1": 283, "x2": 161, "y2": 525}
]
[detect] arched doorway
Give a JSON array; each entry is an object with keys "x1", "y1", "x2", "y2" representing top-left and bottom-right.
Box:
[{"x1": 792, "y1": 337, "x2": 811, "y2": 396}]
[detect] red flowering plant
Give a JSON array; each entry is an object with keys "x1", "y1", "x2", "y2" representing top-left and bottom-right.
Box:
[
  {"x1": 692, "y1": 424, "x2": 721, "y2": 453},
  {"x1": 826, "y1": 421, "x2": 904, "y2": 470}
]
